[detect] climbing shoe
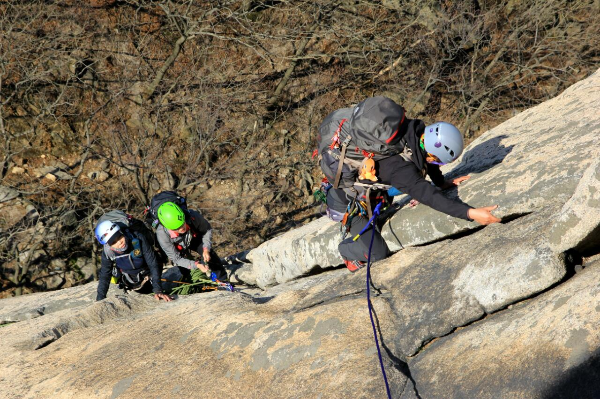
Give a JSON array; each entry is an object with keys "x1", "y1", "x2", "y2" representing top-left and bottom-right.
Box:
[{"x1": 344, "y1": 259, "x2": 366, "y2": 273}]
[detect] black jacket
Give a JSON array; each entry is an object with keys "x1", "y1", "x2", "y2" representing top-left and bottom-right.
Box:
[
  {"x1": 376, "y1": 118, "x2": 472, "y2": 220},
  {"x1": 328, "y1": 118, "x2": 472, "y2": 220},
  {"x1": 96, "y1": 230, "x2": 163, "y2": 301}
]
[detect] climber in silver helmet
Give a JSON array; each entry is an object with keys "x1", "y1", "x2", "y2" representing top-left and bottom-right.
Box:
[
  {"x1": 320, "y1": 97, "x2": 501, "y2": 272},
  {"x1": 94, "y1": 219, "x2": 172, "y2": 302}
]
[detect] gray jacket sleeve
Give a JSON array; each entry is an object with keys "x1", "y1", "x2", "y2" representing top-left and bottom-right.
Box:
[
  {"x1": 202, "y1": 228, "x2": 212, "y2": 251},
  {"x1": 156, "y1": 226, "x2": 197, "y2": 270},
  {"x1": 187, "y1": 209, "x2": 213, "y2": 251}
]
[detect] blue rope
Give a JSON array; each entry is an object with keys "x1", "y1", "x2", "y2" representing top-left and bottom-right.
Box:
[{"x1": 365, "y1": 204, "x2": 392, "y2": 399}]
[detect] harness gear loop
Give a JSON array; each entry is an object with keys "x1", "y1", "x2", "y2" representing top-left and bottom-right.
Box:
[{"x1": 340, "y1": 191, "x2": 366, "y2": 239}]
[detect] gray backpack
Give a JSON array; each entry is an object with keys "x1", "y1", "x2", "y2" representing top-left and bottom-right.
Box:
[
  {"x1": 317, "y1": 96, "x2": 411, "y2": 194},
  {"x1": 97, "y1": 210, "x2": 155, "y2": 261}
]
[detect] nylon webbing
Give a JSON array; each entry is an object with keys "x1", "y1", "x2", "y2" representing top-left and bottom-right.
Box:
[
  {"x1": 333, "y1": 142, "x2": 348, "y2": 189},
  {"x1": 366, "y1": 187, "x2": 373, "y2": 220}
]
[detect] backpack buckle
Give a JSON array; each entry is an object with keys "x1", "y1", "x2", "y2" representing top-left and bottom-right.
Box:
[{"x1": 341, "y1": 135, "x2": 352, "y2": 147}]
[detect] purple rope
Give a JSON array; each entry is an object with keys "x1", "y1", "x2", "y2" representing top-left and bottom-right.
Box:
[{"x1": 366, "y1": 208, "x2": 392, "y2": 399}]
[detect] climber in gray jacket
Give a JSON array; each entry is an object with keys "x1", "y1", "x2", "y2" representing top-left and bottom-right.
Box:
[{"x1": 155, "y1": 202, "x2": 228, "y2": 281}]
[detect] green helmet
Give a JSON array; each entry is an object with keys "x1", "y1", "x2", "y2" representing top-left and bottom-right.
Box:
[{"x1": 157, "y1": 202, "x2": 185, "y2": 230}]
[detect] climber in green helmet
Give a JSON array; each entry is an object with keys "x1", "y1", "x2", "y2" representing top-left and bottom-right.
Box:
[{"x1": 155, "y1": 201, "x2": 229, "y2": 282}]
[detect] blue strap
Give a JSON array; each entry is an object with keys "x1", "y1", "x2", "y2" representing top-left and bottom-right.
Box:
[
  {"x1": 387, "y1": 187, "x2": 402, "y2": 197},
  {"x1": 365, "y1": 204, "x2": 392, "y2": 399}
]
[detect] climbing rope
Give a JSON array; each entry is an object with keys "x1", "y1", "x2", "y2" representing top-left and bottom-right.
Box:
[
  {"x1": 162, "y1": 271, "x2": 234, "y2": 296},
  {"x1": 365, "y1": 202, "x2": 392, "y2": 399}
]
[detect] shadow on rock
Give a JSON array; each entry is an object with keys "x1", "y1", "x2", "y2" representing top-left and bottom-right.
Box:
[
  {"x1": 451, "y1": 135, "x2": 514, "y2": 177},
  {"x1": 541, "y1": 348, "x2": 600, "y2": 399}
]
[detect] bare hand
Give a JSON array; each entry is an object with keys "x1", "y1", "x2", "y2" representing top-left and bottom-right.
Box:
[
  {"x1": 468, "y1": 205, "x2": 501, "y2": 225},
  {"x1": 408, "y1": 199, "x2": 420, "y2": 208},
  {"x1": 202, "y1": 248, "x2": 211, "y2": 264},
  {"x1": 195, "y1": 260, "x2": 209, "y2": 273},
  {"x1": 154, "y1": 293, "x2": 173, "y2": 302},
  {"x1": 452, "y1": 175, "x2": 471, "y2": 185}
]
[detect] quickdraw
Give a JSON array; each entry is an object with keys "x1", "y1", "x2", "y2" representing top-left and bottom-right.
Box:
[
  {"x1": 163, "y1": 275, "x2": 235, "y2": 295},
  {"x1": 210, "y1": 272, "x2": 235, "y2": 292},
  {"x1": 340, "y1": 195, "x2": 368, "y2": 239}
]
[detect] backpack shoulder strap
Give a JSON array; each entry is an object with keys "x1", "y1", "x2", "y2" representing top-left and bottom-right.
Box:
[
  {"x1": 397, "y1": 137, "x2": 412, "y2": 162},
  {"x1": 334, "y1": 135, "x2": 352, "y2": 189},
  {"x1": 103, "y1": 245, "x2": 116, "y2": 261}
]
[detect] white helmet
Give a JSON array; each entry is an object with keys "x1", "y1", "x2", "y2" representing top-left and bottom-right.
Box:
[
  {"x1": 94, "y1": 220, "x2": 121, "y2": 245},
  {"x1": 423, "y1": 122, "x2": 464, "y2": 164}
]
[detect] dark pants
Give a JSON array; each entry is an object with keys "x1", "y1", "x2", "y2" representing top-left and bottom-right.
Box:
[
  {"x1": 327, "y1": 188, "x2": 390, "y2": 263},
  {"x1": 338, "y1": 215, "x2": 390, "y2": 263}
]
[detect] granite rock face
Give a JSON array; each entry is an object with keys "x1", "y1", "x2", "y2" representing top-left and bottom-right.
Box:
[
  {"x1": 0, "y1": 185, "x2": 20, "y2": 203},
  {"x1": 373, "y1": 204, "x2": 568, "y2": 357},
  {"x1": 548, "y1": 158, "x2": 600, "y2": 254},
  {"x1": 404, "y1": 257, "x2": 600, "y2": 399},
  {"x1": 246, "y1": 217, "x2": 344, "y2": 288}
]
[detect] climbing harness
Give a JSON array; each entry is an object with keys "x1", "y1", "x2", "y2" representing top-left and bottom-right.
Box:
[{"x1": 364, "y1": 202, "x2": 392, "y2": 399}]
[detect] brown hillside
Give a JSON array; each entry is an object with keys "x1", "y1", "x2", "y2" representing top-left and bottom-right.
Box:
[{"x1": 1, "y1": 0, "x2": 598, "y2": 296}]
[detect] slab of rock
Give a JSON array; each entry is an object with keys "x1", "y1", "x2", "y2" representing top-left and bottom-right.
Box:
[
  {"x1": 0, "y1": 276, "x2": 405, "y2": 398},
  {"x1": 549, "y1": 157, "x2": 600, "y2": 254},
  {"x1": 76, "y1": 257, "x2": 97, "y2": 282},
  {"x1": 36, "y1": 166, "x2": 73, "y2": 180},
  {"x1": 246, "y1": 217, "x2": 344, "y2": 288},
  {"x1": 0, "y1": 200, "x2": 28, "y2": 228},
  {"x1": 373, "y1": 203, "x2": 568, "y2": 357},
  {"x1": 0, "y1": 185, "x2": 19, "y2": 203},
  {"x1": 0, "y1": 283, "x2": 113, "y2": 324},
  {"x1": 405, "y1": 259, "x2": 600, "y2": 399},
  {"x1": 43, "y1": 173, "x2": 57, "y2": 181},
  {"x1": 244, "y1": 195, "x2": 584, "y2": 359}
]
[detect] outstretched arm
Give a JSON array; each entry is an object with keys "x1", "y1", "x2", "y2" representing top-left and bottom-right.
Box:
[
  {"x1": 96, "y1": 251, "x2": 112, "y2": 301},
  {"x1": 139, "y1": 233, "x2": 170, "y2": 301},
  {"x1": 439, "y1": 175, "x2": 501, "y2": 224}
]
